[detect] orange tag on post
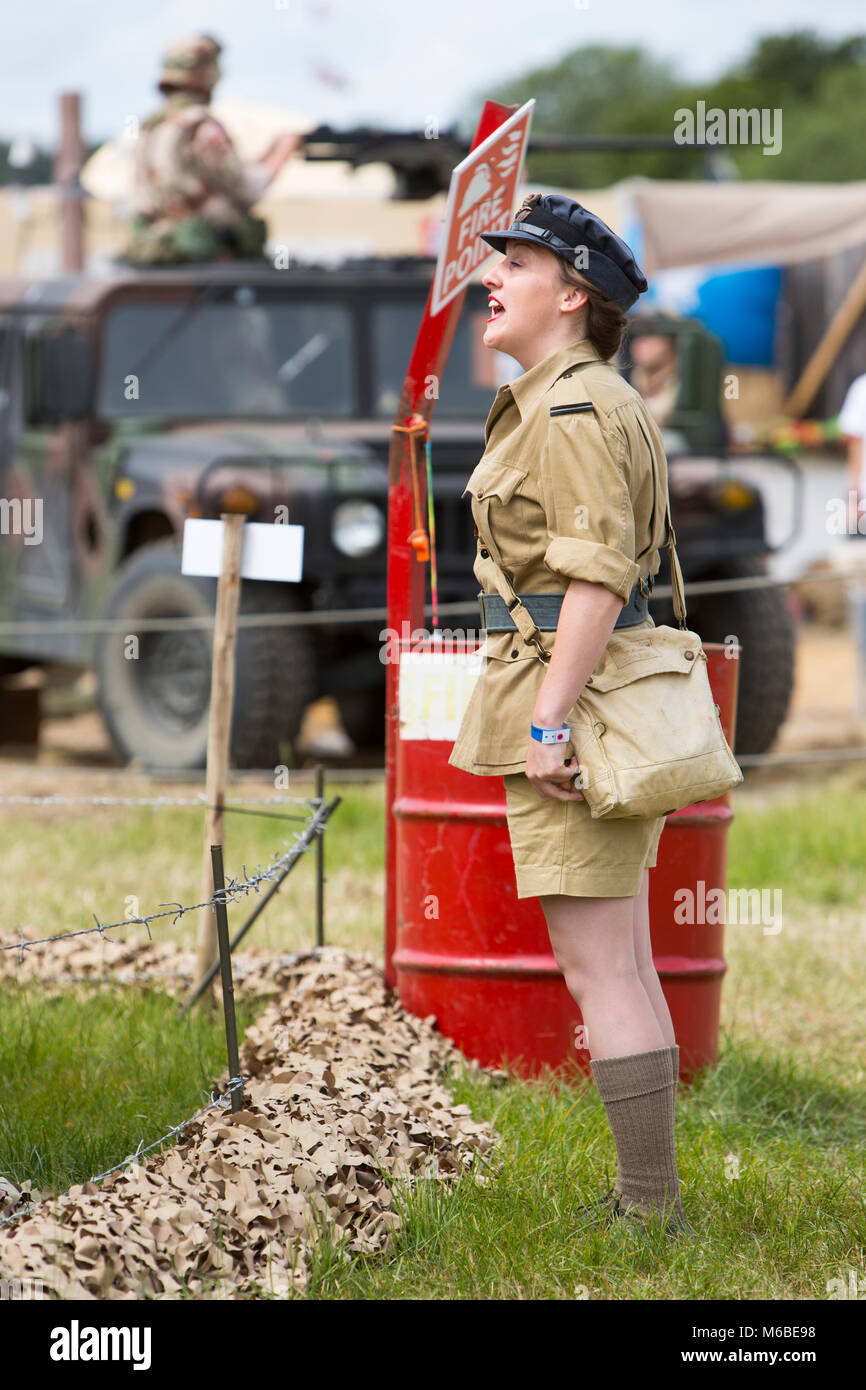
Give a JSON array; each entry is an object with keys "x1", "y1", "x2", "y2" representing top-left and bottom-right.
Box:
[{"x1": 408, "y1": 528, "x2": 429, "y2": 562}]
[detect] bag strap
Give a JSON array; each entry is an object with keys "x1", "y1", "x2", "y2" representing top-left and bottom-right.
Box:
[
  {"x1": 631, "y1": 392, "x2": 688, "y2": 630},
  {"x1": 661, "y1": 501, "x2": 689, "y2": 631},
  {"x1": 480, "y1": 521, "x2": 554, "y2": 664}
]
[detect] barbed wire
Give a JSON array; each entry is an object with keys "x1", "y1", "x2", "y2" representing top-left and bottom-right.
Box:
[
  {"x1": 0, "y1": 765, "x2": 387, "y2": 783},
  {"x1": 0, "y1": 795, "x2": 336, "y2": 958},
  {"x1": 0, "y1": 792, "x2": 321, "y2": 814},
  {"x1": 2, "y1": 555, "x2": 865, "y2": 637},
  {"x1": 0, "y1": 1074, "x2": 249, "y2": 1232}
]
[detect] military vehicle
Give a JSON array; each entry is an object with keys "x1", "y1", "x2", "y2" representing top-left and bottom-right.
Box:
[{"x1": 0, "y1": 258, "x2": 794, "y2": 768}]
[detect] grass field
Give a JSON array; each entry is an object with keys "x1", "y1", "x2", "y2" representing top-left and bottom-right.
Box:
[{"x1": 0, "y1": 764, "x2": 864, "y2": 1298}]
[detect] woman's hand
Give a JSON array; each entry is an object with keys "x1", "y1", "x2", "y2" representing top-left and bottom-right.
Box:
[{"x1": 525, "y1": 736, "x2": 585, "y2": 801}]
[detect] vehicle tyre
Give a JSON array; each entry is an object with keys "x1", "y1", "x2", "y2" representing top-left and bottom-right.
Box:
[
  {"x1": 95, "y1": 538, "x2": 315, "y2": 771},
  {"x1": 231, "y1": 578, "x2": 316, "y2": 769},
  {"x1": 686, "y1": 556, "x2": 796, "y2": 757}
]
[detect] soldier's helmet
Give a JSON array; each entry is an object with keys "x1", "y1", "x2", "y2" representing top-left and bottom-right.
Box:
[{"x1": 158, "y1": 34, "x2": 223, "y2": 96}]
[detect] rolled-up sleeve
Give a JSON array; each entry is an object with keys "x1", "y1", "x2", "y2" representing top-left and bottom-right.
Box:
[{"x1": 539, "y1": 405, "x2": 640, "y2": 601}]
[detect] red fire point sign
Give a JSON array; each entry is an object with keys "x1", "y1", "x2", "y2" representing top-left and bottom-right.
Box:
[{"x1": 430, "y1": 98, "x2": 535, "y2": 317}]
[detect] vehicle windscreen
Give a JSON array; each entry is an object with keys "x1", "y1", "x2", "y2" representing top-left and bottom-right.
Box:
[
  {"x1": 372, "y1": 302, "x2": 519, "y2": 417},
  {"x1": 97, "y1": 296, "x2": 354, "y2": 418}
]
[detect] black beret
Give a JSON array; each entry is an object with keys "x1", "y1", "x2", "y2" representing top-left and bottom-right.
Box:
[{"x1": 480, "y1": 192, "x2": 648, "y2": 311}]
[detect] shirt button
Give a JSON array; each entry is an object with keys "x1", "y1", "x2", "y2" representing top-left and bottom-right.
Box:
[
  {"x1": 510, "y1": 648, "x2": 519, "y2": 658},
  {"x1": 480, "y1": 548, "x2": 489, "y2": 558},
  {"x1": 477, "y1": 489, "x2": 484, "y2": 498},
  {"x1": 562, "y1": 371, "x2": 573, "y2": 379}
]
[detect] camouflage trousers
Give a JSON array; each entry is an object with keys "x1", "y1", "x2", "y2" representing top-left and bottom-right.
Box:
[{"x1": 123, "y1": 211, "x2": 268, "y2": 264}]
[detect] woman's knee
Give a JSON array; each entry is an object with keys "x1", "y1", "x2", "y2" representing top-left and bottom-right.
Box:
[
  {"x1": 542, "y1": 894, "x2": 638, "y2": 976},
  {"x1": 561, "y1": 959, "x2": 644, "y2": 1004}
]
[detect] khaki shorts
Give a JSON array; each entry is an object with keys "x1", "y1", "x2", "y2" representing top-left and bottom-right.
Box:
[{"x1": 502, "y1": 772, "x2": 666, "y2": 899}]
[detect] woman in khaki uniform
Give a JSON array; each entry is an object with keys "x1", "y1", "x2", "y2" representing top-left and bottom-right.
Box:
[{"x1": 448, "y1": 193, "x2": 693, "y2": 1240}]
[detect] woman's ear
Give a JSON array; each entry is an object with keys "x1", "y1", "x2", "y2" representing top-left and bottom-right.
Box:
[{"x1": 561, "y1": 286, "x2": 589, "y2": 317}]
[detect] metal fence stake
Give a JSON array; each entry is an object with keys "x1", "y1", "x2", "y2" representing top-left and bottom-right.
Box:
[
  {"x1": 211, "y1": 843, "x2": 245, "y2": 1113},
  {"x1": 316, "y1": 765, "x2": 325, "y2": 947},
  {"x1": 180, "y1": 792, "x2": 342, "y2": 1014}
]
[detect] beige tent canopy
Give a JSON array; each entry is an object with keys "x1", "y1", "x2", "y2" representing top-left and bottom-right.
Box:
[
  {"x1": 621, "y1": 177, "x2": 866, "y2": 416},
  {"x1": 623, "y1": 176, "x2": 866, "y2": 273}
]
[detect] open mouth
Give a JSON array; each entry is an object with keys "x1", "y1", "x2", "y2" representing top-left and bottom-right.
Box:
[{"x1": 487, "y1": 296, "x2": 505, "y2": 322}]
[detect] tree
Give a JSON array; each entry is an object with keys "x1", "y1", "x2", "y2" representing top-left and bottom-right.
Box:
[{"x1": 459, "y1": 29, "x2": 866, "y2": 186}]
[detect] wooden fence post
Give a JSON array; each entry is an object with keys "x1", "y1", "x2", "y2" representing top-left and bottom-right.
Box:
[{"x1": 194, "y1": 513, "x2": 246, "y2": 1003}]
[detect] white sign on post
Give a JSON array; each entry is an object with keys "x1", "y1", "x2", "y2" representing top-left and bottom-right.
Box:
[
  {"x1": 399, "y1": 646, "x2": 486, "y2": 741},
  {"x1": 430, "y1": 98, "x2": 535, "y2": 317},
  {"x1": 181, "y1": 518, "x2": 304, "y2": 582}
]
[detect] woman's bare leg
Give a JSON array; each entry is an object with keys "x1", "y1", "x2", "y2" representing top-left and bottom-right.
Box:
[
  {"x1": 539, "y1": 887, "x2": 665, "y2": 1060},
  {"x1": 631, "y1": 869, "x2": 676, "y2": 1047}
]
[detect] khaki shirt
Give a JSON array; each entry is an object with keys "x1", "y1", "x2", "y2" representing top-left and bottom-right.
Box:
[{"x1": 448, "y1": 337, "x2": 672, "y2": 777}]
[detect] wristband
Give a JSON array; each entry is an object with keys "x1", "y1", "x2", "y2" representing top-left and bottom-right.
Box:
[{"x1": 530, "y1": 722, "x2": 571, "y2": 745}]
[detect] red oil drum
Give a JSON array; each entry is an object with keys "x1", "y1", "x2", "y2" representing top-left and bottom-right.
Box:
[{"x1": 392, "y1": 634, "x2": 741, "y2": 1085}]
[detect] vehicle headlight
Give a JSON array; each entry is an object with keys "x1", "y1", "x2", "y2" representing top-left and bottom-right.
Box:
[
  {"x1": 714, "y1": 480, "x2": 757, "y2": 511},
  {"x1": 331, "y1": 500, "x2": 385, "y2": 557}
]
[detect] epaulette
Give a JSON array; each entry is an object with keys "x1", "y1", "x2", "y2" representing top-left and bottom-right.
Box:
[{"x1": 549, "y1": 402, "x2": 595, "y2": 417}]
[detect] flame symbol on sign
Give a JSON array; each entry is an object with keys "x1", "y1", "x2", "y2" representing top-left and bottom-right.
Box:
[{"x1": 496, "y1": 131, "x2": 523, "y2": 178}]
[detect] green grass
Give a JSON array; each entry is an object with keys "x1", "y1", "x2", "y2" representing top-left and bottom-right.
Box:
[
  {"x1": 0, "y1": 982, "x2": 262, "y2": 1193},
  {"x1": 0, "y1": 765, "x2": 864, "y2": 1297},
  {"x1": 297, "y1": 1044, "x2": 865, "y2": 1300},
  {"x1": 725, "y1": 766, "x2": 866, "y2": 908}
]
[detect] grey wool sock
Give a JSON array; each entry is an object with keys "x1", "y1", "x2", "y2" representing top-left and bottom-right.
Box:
[
  {"x1": 590, "y1": 1044, "x2": 684, "y2": 1226},
  {"x1": 668, "y1": 1042, "x2": 680, "y2": 1086},
  {"x1": 608, "y1": 1044, "x2": 678, "y2": 1196}
]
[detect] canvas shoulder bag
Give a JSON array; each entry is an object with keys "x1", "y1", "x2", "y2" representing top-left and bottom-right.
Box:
[{"x1": 480, "y1": 489, "x2": 744, "y2": 821}]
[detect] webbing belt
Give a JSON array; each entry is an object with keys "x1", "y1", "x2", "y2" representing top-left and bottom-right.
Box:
[{"x1": 480, "y1": 580, "x2": 650, "y2": 632}]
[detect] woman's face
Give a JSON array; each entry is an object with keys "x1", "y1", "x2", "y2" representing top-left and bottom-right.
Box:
[{"x1": 481, "y1": 239, "x2": 586, "y2": 362}]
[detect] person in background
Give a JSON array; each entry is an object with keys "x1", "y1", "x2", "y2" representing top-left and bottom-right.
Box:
[
  {"x1": 124, "y1": 34, "x2": 300, "y2": 265},
  {"x1": 837, "y1": 370, "x2": 866, "y2": 535},
  {"x1": 627, "y1": 333, "x2": 681, "y2": 429},
  {"x1": 838, "y1": 371, "x2": 866, "y2": 728}
]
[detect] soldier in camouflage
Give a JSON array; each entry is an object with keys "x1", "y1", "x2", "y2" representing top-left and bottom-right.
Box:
[{"x1": 124, "y1": 34, "x2": 300, "y2": 265}]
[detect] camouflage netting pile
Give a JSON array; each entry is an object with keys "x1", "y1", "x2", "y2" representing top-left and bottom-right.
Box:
[
  {"x1": 0, "y1": 946, "x2": 503, "y2": 1299},
  {"x1": 0, "y1": 928, "x2": 324, "y2": 996}
]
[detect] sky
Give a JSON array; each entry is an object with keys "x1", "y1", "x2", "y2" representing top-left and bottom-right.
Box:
[{"x1": 1, "y1": 0, "x2": 864, "y2": 146}]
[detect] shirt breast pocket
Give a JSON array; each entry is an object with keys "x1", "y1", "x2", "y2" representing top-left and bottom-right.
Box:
[
  {"x1": 462, "y1": 457, "x2": 537, "y2": 562},
  {"x1": 462, "y1": 457, "x2": 528, "y2": 504}
]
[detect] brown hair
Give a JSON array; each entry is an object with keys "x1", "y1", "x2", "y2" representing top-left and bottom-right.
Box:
[{"x1": 555, "y1": 258, "x2": 629, "y2": 363}]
